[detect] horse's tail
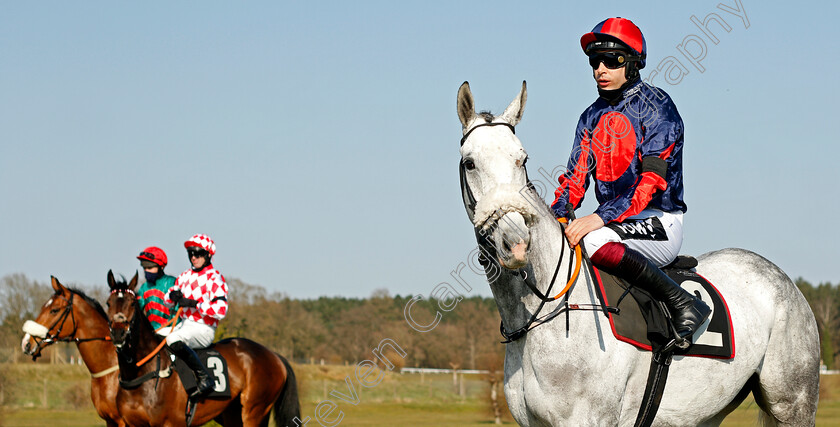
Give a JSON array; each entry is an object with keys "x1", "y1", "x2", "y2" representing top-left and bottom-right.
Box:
[{"x1": 273, "y1": 354, "x2": 301, "y2": 427}]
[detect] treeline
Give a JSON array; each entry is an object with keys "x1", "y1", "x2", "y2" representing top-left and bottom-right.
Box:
[
  {"x1": 2, "y1": 273, "x2": 837, "y2": 370},
  {"x1": 0, "y1": 274, "x2": 504, "y2": 370},
  {"x1": 797, "y1": 278, "x2": 840, "y2": 369}
]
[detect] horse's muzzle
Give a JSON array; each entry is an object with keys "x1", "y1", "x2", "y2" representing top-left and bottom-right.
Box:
[{"x1": 492, "y1": 211, "x2": 530, "y2": 269}]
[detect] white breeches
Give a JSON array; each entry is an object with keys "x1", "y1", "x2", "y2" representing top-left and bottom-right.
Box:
[
  {"x1": 583, "y1": 209, "x2": 684, "y2": 267},
  {"x1": 160, "y1": 319, "x2": 216, "y2": 349}
]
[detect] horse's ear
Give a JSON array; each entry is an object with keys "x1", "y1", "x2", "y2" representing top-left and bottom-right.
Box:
[
  {"x1": 457, "y1": 81, "x2": 476, "y2": 131},
  {"x1": 500, "y1": 80, "x2": 527, "y2": 127},
  {"x1": 51, "y1": 275, "x2": 66, "y2": 294},
  {"x1": 107, "y1": 270, "x2": 117, "y2": 290},
  {"x1": 129, "y1": 271, "x2": 139, "y2": 292}
]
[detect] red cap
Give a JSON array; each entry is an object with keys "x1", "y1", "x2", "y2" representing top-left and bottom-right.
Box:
[
  {"x1": 580, "y1": 17, "x2": 646, "y2": 63},
  {"x1": 137, "y1": 246, "x2": 168, "y2": 267}
]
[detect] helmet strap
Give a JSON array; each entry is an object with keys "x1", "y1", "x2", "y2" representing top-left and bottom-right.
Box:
[{"x1": 624, "y1": 61, "x2": 641, "y2": 81}]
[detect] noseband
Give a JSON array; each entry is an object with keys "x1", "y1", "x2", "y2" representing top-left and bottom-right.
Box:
[{"x1": 27, "y1": 292, "x2": 78, "y2": 356}]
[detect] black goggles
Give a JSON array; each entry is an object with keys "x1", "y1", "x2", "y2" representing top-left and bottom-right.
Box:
[
  {"x1": 187, "y1": 248, "x2": 208, "y2": 258},
  {"x1": 139, "y1": 251, "x2": 156, "y2": 260},
  {"x1": 588, "y1": 52, "x2": 630, "y2": 70}
]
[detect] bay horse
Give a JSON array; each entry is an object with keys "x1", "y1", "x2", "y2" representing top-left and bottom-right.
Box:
[
  {"x1": 456, "y1": 81, "x2": 820, "y2": 426},
  {"x1": 105, "y1": 271, "x2": 300, "y2": 427},
  {"x1": 22, "y1": 276, "x2": 125, "y2": 426}
]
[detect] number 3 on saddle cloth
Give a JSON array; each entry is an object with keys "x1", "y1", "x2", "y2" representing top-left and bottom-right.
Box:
[
  {"x1": 171, "y1": 347, "x2": 232, "y2": 398},
  {"x1": 595, "y1": 256, "x2": 735, "y2": 358}
]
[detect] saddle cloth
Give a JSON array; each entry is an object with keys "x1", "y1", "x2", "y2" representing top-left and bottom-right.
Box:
[
  {"x1": 172, "y1": 346, "x2": 232, "y2": 398},
  {"x1": 594, "y1": 257, "x2": 735, "y2": 358}
]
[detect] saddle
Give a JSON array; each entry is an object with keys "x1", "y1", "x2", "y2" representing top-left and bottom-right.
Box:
[
  {"x1": 596, "y1": 255, "x2": 735, "y2": 359},
  {"x1": 171, "y1": 345, "x2": 232, "y2": 398}
]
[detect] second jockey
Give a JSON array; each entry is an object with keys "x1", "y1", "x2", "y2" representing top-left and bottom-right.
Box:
[
  {"x1": 163, "y1": 233, "x2": 229, "y2": 397},
  {"x1": 136, "y1": 246, "x2": 176, "y2": 331}
]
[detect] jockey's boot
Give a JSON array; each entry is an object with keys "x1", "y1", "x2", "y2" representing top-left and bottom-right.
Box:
[
  {"x1": 169, "y1": 341, "x2": 214, "y2": 398},
  {"x1": 591, "y1": 242, "x2": 712, "y2": 344}
]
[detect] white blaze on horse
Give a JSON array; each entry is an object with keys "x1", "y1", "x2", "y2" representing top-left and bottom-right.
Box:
[{"x1": 456, "y1": 81, "x2": 820, "y2": 426}]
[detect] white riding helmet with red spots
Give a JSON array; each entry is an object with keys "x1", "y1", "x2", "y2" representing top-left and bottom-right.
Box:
[{"x1": 184, "y1": 234, "x2": 216, "y2": 256}]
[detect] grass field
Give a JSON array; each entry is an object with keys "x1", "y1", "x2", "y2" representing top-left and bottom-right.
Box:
[{"x1": 1, "y1": 363, "x2": 836, "y2": 426}]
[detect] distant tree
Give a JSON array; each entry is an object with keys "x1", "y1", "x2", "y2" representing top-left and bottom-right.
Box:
[
  {"x1": 0, "y1": 274, "x2": 53, "y2": 351},
  {"x1": 796, "y1": 278, "x2": 840, "y2": 369}
]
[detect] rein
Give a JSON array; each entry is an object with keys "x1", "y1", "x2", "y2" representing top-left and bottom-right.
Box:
[{"x1": 133, "y1": 308, "x2": 182, "y2": 368}]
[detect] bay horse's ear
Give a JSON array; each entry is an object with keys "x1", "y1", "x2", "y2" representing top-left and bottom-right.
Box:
[
  {"x1": 129, "y1": 271, "x2": 139, "y2": 292},
  {"x1": 500, "y1": 80, "x2": 527, "y2": 127},
  {"x1": 51, "y1": 275, "x2": 66, "y2": 294},
  {"x1": 457, "y1": 81, "x2": 476, "y2": 131},
  {"x1": 107, "y1": 270, "x2": 117, "y2": 290}
]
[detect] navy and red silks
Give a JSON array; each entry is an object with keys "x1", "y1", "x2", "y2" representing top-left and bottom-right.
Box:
[{"x1": 551, "y1": 79, "x2": 686, "y2": 224}]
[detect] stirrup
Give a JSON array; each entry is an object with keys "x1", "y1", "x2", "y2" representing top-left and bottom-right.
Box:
[
  {"x1": 190, "y1": 379, "x2": 214, "y2": 398},
  {"x1": 661, "y1": 320, "x2": 693, "y2": 353},
  {"x1": 661, "y1": 333, "x2": 691, "y2": 353}
]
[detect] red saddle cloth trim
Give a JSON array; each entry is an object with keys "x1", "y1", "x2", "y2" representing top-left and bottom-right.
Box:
[{"x1": 594, "y1": 266, "x2": 736, "y2": 359}]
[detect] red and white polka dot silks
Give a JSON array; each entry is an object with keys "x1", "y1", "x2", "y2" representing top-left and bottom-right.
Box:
[
  {"x1": 184, "y1": 233, "x2": 216, "y2": 255},
  {"x1": 167, "y1": 266, "x2": 228, "y2": 328}
]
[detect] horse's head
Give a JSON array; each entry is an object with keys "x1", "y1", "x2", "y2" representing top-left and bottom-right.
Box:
[
  {"x1": 458, "y1": 81, "x2": 538, "y2": 269},
  {"x1": 105, "y1": 270, "x2": 140, "y2": 349},
  {"x1": 21, "y1": 276, "x2": 80, "y2": 360}
]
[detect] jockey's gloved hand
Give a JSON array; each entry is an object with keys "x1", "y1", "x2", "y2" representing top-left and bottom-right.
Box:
[
  {"x1": 179, "y1": 298, "x2": 199, "y2": 308},
  {"x1": 169, "y1": 290, "x2": 184, "y2": 304}
]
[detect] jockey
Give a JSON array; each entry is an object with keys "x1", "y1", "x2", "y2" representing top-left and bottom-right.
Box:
[
  {"x1": 136, "y1": 246, "x2": 176, "y2": 330},
  {"x1": 552, "y1": 17, "x2": 710, "y2": 346},
  {"x1": 163, "y1": 233, "x2": 229, "y2": 397}
]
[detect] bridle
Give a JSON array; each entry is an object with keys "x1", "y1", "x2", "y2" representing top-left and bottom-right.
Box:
[
  {"x1": 26, "y1": 291, "x2": 113, "y2": 359},
  {"x1": 459, "y1": 122, "x2": 614, "y2": 342},
  {"x1": 108, "y1": 288, "x2": 137, "y2": 351},
  {"x1": 107, "y1": 288, "x2": 174, "y2": 389},
  {"x1": 26, "y1": 292, "x2": 77, "y2": 358},
  {"x1": 459, "y1": 121, "x2": 516, "y2": 221}
]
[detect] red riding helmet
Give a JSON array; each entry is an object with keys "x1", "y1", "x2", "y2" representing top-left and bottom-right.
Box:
[
  {"x1": 580, "y1": 17, "x2": 647, "y2": 69},
  {"x1": 137, "y1": 246, "x2": 168, "y2": 267},
  {"x1": 184, "y1": 233, "x2": 216, "y2": 256}
]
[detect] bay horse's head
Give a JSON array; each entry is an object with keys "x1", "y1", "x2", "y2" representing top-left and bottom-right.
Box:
[
  {"x1": 457, "y1": 81, "x2": 538, "y2": 269},
  {"x1": 21, "y1": 276, "x2": 80, "y2": 360},
  {"x1": 105, "y1": 270, "x2": 140, "y2": 350}
]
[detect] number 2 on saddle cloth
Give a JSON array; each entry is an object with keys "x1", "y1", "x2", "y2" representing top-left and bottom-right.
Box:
[{"x1": 595, "y1": 257, "x2": 735, "y2": 358}]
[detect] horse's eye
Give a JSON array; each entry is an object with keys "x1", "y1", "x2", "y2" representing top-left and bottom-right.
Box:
[
  {"x1": 50, "y1": 308, "x2": 60, "y2": 314},
  {"x1": 463, "y1": 159, "x2": 475, "y2": 171}
]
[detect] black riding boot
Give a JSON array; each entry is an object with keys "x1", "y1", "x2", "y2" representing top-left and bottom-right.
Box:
[
  {"x1": 600, "y1": 245, "x2": 712, "y2": 344},
  {"x1": 169, "y1": 341, "x2": 214, "y2": 398}
]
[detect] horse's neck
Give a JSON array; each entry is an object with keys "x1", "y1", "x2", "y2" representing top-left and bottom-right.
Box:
[
  {"x1": 75, "y1": 308, "x2": 118, "y2": 373},
  {"x1": 118, "y1": 317, "x2": 167, "y2": 380}
]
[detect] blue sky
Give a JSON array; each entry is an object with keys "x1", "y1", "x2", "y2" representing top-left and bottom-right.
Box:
[{"x1": 1, "y1": 1, "x2": 837, "y2": 299}]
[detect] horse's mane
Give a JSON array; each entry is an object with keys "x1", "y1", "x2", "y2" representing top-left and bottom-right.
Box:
[{"x1": 66, "y1": 287, "x2": 109, "y2": 320}]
